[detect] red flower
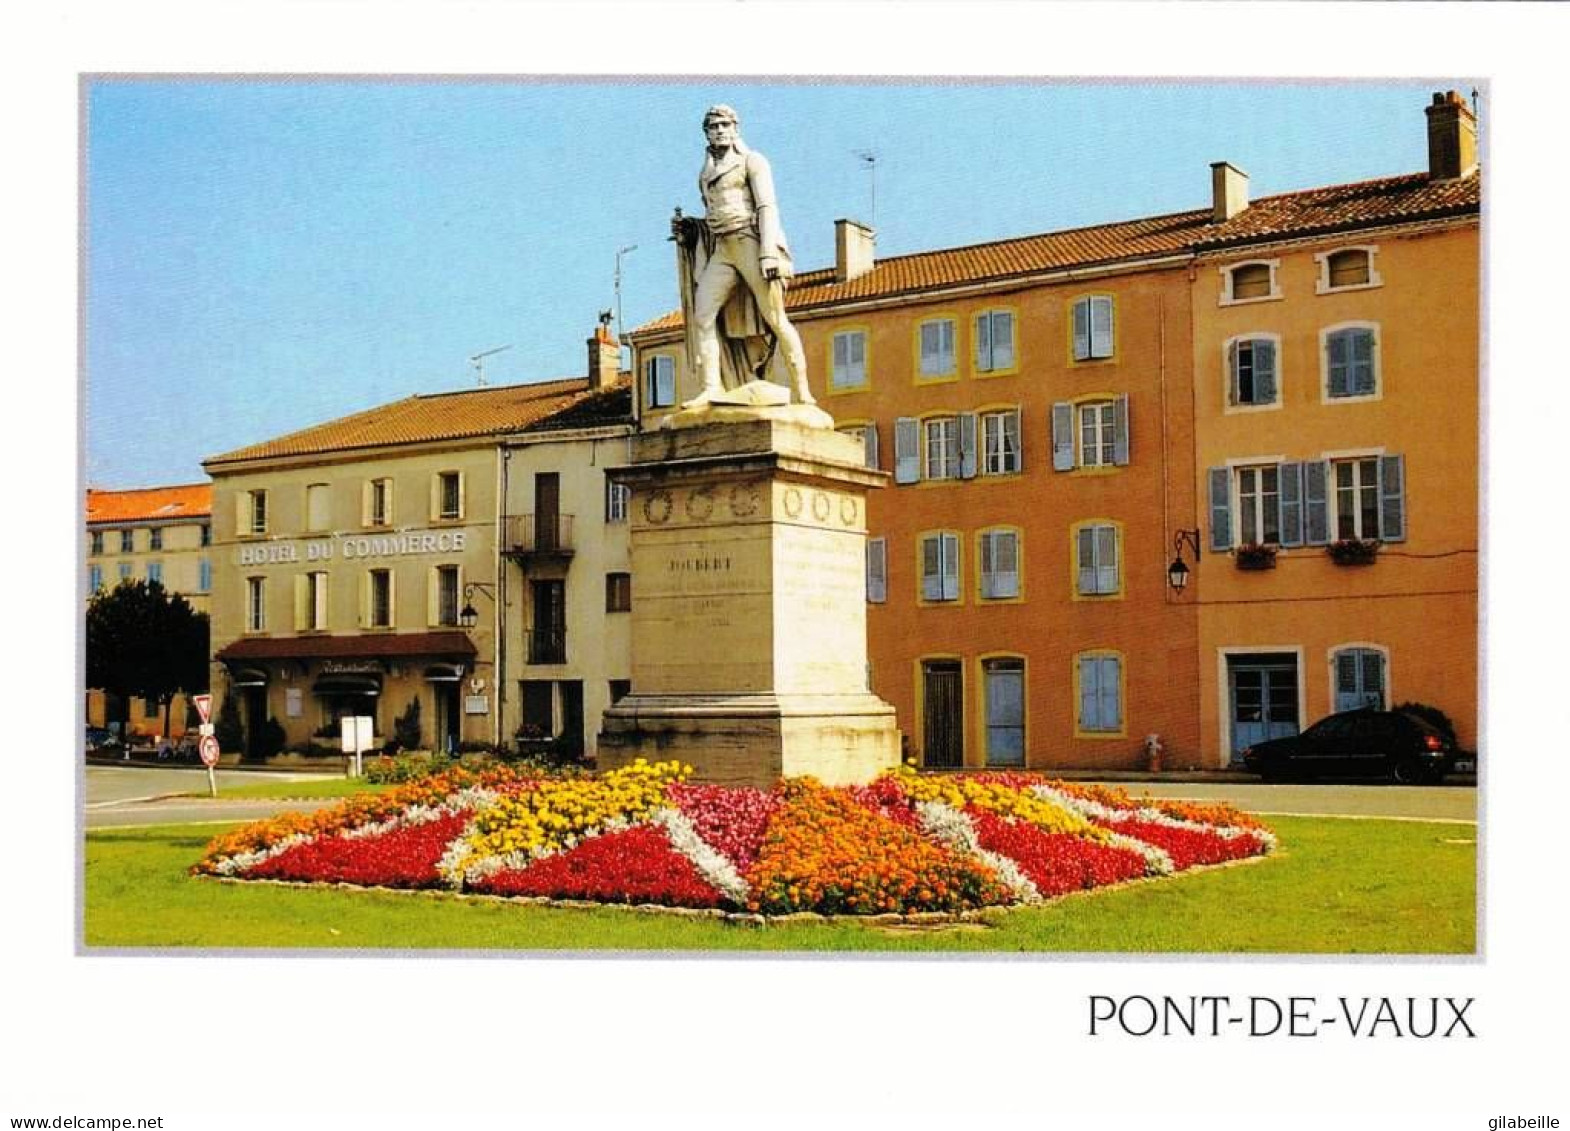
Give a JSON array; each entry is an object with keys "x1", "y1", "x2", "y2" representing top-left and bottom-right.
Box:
[
  {"x1": 471, "y1": 826, "x2": 724, "y2": 909},
  {"x1": 243, "y1": 812, "x2": 469, "y2": 889},
  {"x1": 1097, "y1": 818, "x2": 1266, "y2": 870},
  {"x1": 970, "y1": 809, "x2": 1146, "y2": 897}
]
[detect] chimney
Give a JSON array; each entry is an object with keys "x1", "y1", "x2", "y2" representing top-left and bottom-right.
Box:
[
  {"x1": 1210, "y1": 161, "x2": 1249, "y2": 223},
  {"x1": 1426, "y1": 90, "x2": 1478, "y2": 181},
  {"x1": 835, "y1": 218, "x2": 876, "y2": 283},
  {"x1": 587, "y1": 319, "x2": 620, "y2": 390}
]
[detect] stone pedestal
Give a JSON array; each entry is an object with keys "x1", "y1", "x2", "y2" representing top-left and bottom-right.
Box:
[{"x1": 598, "y1": 411, "x2": 901, "y2": 787}]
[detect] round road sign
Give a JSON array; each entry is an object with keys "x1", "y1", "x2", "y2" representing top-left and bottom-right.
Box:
[{"x1": 199, "y1": 735, "x2": 221, "y2": 768}]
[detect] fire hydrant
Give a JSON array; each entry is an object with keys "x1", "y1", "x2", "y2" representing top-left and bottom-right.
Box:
[{"x1": 1144, "y1": 733, "x2": 1165, "y2": 773}]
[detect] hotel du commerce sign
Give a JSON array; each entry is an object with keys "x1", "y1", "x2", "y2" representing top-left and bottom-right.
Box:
[{"x1": 234, "y1": 528, "x2": 470, "y2": 566}]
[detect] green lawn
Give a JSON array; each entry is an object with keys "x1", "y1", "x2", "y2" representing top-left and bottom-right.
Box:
[{"x1": 83, "y1": 816, "x2": 1476, "y2": 953}]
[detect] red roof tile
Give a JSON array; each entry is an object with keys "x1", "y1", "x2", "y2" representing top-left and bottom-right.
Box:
[
  {"x1": 205, "y1": 377, "x2": 632, "y2": 468},
  {"x1": 631, "y1": 171, "x2": 1479, "y2": 335},
  {"x1": 86, "y1": 483, "x2": 212, "y2": 525}
]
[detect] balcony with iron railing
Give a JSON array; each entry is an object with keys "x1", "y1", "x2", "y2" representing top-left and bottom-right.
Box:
[
  {"x1": 527, "y1": 627, "x2": 567, "y2": 665},
  {"x1": 503, "y1": 514, "x2": 575, "y2": 560}
]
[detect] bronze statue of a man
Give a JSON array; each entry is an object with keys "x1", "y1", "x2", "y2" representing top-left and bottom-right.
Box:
[{"x1": 671, "y1": 105, "x2": 814, "y2": 407}]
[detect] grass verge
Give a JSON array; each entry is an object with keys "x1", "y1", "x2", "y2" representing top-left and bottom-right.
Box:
[
  {"x1": 186, "y1": 778, "x2": 391, "y2": 801},
  {"x1": 83, "y1": 816, "x2": 1475, "y2": 954}
]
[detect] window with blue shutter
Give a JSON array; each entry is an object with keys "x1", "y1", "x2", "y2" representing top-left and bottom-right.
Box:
[
  {"x1": 1051, "y1": 402, "x2": 1075, "y2": 471},
  {"x1": 958, "y1": 413, "x2": 979, "y2": 479},
  {"x1": 980, "y1": 529, "x2": 1020, "y2": 599},
  {"x1": 1079, "y1": 654, "x2": 1123, "y2": 732},
  {"x1": 1208, "y1": 468, "x2": 1232, "y2": 551},
  {"x1": 976, "y1": 310, "x2": 1015, "y2": 372},
  {"x1": 921, "y1": 533, "x2": 960, "y2": 602},
  {"x1": 1379, "y1": 454, "x2": 1406, "y2": 542},
  {"x1": 1076, "y1": 524, "x2": 1119, "y2": 596},
  {"x1": 984, "y1": 658, "x2": 1026, "y2": 766},
  {"x1": 199, "y1": 558, "x2": 212, "y2": 592},
  {"x1": 865, "y1": 538, "x2": 887, "y2": 604},
  {"x1": 894, "y1": 418, "x2": 920, "y2": 484},
  {"x1": 1112, "y1": 394, "x2": 1130, "y2": 466},
  {"x1": 645, "y1": 355, "x2": 675, "y2": 408},
  {"x1": 919, "y1": 319, "x2": 955, "y2": 378},
  {"x1": 832, "y1": 330, "x2": 868, "y2": 389},
  {"x1": 982, "y1": 409, "x2": 1022, "y2": 475},
  {"x1": 1333, "y1": 647, "x2": 1387, "y2": 712},
  {"x1": 1230, "y1": 337, "x2": 1279, "y2": 406},
  {"x1": 1303, "y1": 461, "x2": 1330, "y2": 545},
  {"x1": 1278, "y1": 463, "x2": 1304, "y2": 547},
  {"x1": 1326, "y1": 327, "x2": 1377, "y2": 398},
  {"x1": 1071, "y1": 296, "x2": 1114, "y2": 361}
]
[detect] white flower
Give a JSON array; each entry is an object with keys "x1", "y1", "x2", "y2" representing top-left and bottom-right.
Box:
[
  {"x1": 650, "y1": 807, "x2": 749, "y2": 904},
  {"x1": 915, "y1": 800, "x2": 1040, "y2": 903}
]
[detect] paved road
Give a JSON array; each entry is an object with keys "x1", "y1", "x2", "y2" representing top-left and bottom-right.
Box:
[
  {"x1": 1089, "y1": 781, "x2": 1476, "y2": 823},
  {"x1": 84, "y1": 765, "x2": 340, "y2": 829},
  {"x1": 82, "y1": 765, "x2": 1476, "y2": 830}
]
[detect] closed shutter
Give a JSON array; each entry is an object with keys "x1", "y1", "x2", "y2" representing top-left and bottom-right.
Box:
[
  {"x1": 863, "y1": 423, "x2": 880, "y2": 470},
  {"x1": 1098, "y1": 657, "x2": 1122, "y2": 729},
  {"x1": 942, "y1": 534, "x2": 960, "y2": 601},
  {"x1": 866, "y1": 538, "x2": 887, "y2": 604},
  {"x1": 992, "y1": 311, "x2": 1014, "y2": 370},
  {"x1": 1051, "y1": 402, "x2": 1075, "y2": 471},
  {"x1": 1096, "y1": 526, "x2": 1118, "y2": 594},
  {"x1": 958, "y1": 412, "x2": 978, "y2": 479},
  {"x1": 894, "y1": 418, "x2": 920, "y2": 484},
  {"x1": 1254, "y1": 339, "x2": 1277, "y2": 403},
  {"x1": 1208, "y1": 467, "x2": 1232, "y2": 551},
  {"x1": 1378, "y1": 454, "x2": 1406, "y2": 542},
  {"x1": 1090, "y1": 296, "x2": 1114, "y2": 358},
  {"x1": 994, "y1": 532, "x2": 1019, "y2": 598},
  {"x1": 1327, "y1": 331, "x2": 1351, "y2": 397},
  {"x1": 1112, "y1": 393, "x2": 1130, "y2": 466},
  {"x1": 1304, "y1": 460, "x2": 1330, "y2": 545},
  {"x1": 1351, "y1": 329, "x2": 1376, "y2": 394},
  {"x1": 1079, "y1": 656, "x2": 1103, "y2": 730},
  {"x1": 1278, "y1": 462, "x2": 1304, "y2": 547}
]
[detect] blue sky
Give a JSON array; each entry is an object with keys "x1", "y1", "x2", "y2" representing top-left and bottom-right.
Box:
[{"x1": 84, "y1": 78, "x2": 1472, "y2": 488}]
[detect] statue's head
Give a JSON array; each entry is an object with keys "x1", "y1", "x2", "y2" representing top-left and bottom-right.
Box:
[{"x1": 702, "y1": 104, "x2": 740, "y2": 148}]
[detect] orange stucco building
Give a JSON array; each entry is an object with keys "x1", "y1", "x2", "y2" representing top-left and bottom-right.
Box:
[{"x1": 630, "y1": 90, "x2": 1480, "y2": 772}]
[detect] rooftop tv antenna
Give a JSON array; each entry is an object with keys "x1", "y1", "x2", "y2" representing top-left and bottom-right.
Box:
[
  {"x1": 614, "y1": 243, "x2": 638, "y2": 346},
  {"x1": 468, "y1": 344, "x2": 512, "y2": 387},
  {"x1": 853, "y1": 149, "x2": 878, "y2": 230}
]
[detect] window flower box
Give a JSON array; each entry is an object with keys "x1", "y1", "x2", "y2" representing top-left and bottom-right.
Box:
[
  {"x1": 1234, "y1": 543, "x2": 1278, "y2": 571},
  {"x1": 1327, "y1": 538, "x2": 1380, "y2": 566}
]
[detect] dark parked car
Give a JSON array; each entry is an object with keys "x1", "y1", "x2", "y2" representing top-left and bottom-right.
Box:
[
  {"x1": 85, "y1": 726, "x2": 119, "y2": 754},
  {"x1": 1241, "y1": 708, "x2": 1455, "y2": 784}
]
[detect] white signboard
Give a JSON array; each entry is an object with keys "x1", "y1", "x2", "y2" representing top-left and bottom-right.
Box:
[
  {"x1": 464, "y1": 695, "x2": 489, "y2": 716},
  {"x1": 285, "y1": 687, "x2": 303, "y2": 718},
  {"x1": 340, "y1": 715, "x2": 375, "y2": 754}
]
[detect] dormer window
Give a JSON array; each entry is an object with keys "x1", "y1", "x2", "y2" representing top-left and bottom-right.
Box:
[
  {"x1": 1315, "y1": 246, "x2": 1383, "y2": 294},
  {"x1": 1220, "y1": 260, "x2": 1280, "y2": 305}
]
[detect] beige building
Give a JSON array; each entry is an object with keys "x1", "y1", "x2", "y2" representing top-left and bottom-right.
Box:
[
  {"x1": 202, "y1": 329, "x2": 631, "y2": 758},
  {"x1": 85, "y1": 482, "x2": 213, "y2": 738}
]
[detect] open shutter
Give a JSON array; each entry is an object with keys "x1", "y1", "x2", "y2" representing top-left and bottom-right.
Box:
[
  {"x1": 863, "y1": 423, "x2": 880, "y2": 470},
  {"x1": 1010, "y1": 407, "x2": 1024, "y2": 471},
  {"x1": 1304, "y1": 460, "x2": 1330, "y2": 545},
  {"x1": 361, "y1": 480, "x2": 374, "y2": 526},
  {"x1": 959, "y1": 412, "x2": 979, "y2": 479},
  {"x1": 293, "y1": 575, "x2": 309, "y2": 631},
  {"x1": 235, "y1": 491, "x2": 249, "y2": 537},
  {"x1": 1099, "y1": 657, "x2": 1121, "y2": 729},
  {"x1": 357, "y1": 571, "x2": 369, "y2": 628},
  {"x1": 894, "y1": 418, "x2": 920, "y2": 484},
  {"x1": 1072, "y1": 299, "x2": 1090, "y2": 361},
  {"x1": 1379, "y1": 454, "x2": 1406, "y2": 542},
  {"x1": 1051, "y1": 402, "x2": 1075, "y2": 471},
  {"x1": 1112, "y1": 394, "x2": 1130, "y2": 466},
  {"x1": 427, "y1": 566, "x2": 440, "y2": 627},
  {"x1": 1255, "y1": 339, "x2": 1277, "y2": 404},
  {"x1": 942, "y1": 534, "x2": 960, "y2": 601},
  {"x1": 1208, "y1": 468, "x2": 1232, "y2": 551},
  {"x1": 1334, "y1": 651, "x2": 1361, "y2": 713},
  {"x1": 429, "y1": 474, "x2": 441, "y2": 522},
  {"x1": 980, "y1": 532, "x2": 995, "y2": 598},
  {"x1": 1327, "y1": 331, "x2": 1350, "y2": 397},
  {"x1": 996, "y1": 532, "x2": 1019, "y2": 597},
  {"x1": 991, "y1": 312, "x2": 1014, "y2": 370},
  {"x1": 1090, "y1": 297, "x2": 1114, "y2": 358},
  {"x1": 974, "y1": 313, "x2": 991, "y2": 371},
  {"x1": 921, "y1": 536, "x2": 941, "y2": 601},
  {"x1": 866, "y1": 538, "x2": 887, "y2": 603},
  {"x1": 456, "y1": 472, "x2": 467, "y2": 520},
  {"x1": 1278, "y1": 462, "x2": 1304, "y2": 547}
]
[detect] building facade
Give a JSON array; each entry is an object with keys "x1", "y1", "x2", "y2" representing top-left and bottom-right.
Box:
[
  {"x1": 85, "y1": 482, "x2": 214, "y2": 737},
  {"x1": 629, "y1": 90, "x2": 1480, "y2": 771},
  {"x1": 203, "y1": 330, "x2": 631, "y2": 759}
]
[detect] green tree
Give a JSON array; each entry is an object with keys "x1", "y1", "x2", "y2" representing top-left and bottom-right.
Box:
[
  {"x1": 214, "y1": 693, "x2": 244, "y2": 754},
  {"x1": 393, "y1": 696, "x2": 423, "y2": 751},
  {"x1": 86, "y1": 580, "x2": 210, "y2": 740}
]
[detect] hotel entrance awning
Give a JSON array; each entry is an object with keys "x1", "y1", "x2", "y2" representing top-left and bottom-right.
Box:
[{"x1": 215, "y1": 631, "x2": 477, "y2": 664}]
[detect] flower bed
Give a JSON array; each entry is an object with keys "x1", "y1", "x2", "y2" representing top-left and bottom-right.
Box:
[{"x1": 195, "y1": 763, "x2": 1277, "y2": 917}]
